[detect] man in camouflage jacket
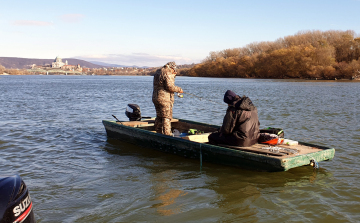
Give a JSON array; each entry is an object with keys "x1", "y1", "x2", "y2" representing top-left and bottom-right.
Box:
[{"x1": 152, "y1": 62, "x2": 183, "y2": 135}]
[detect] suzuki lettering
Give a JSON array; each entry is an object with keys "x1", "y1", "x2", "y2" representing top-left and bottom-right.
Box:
[{"x1": 13, "y1": 195, "x2": 32, "y2": 217}]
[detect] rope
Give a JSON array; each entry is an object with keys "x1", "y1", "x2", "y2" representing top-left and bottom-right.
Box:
[
  {"x1": 261, "y1": 146, "x2": 299, "y2": 155},
  {"x1": 262, "y1": 146, "x2": 319, "y2": 169},
  {"x1": 308, "y1": 156, "x2": 319, "y2": 169},
  {"x1": 199, "y1": 143, "x2": 203, "y2": 171}
]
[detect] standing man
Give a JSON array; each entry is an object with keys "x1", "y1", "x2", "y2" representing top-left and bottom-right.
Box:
[{"x1": 152, "y1": 62, "x2": 183, "y2": 135}]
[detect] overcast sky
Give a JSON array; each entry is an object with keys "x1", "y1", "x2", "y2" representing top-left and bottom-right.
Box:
[{"x1": 1, "y1": 0, "x2": 360, "y2": 67}]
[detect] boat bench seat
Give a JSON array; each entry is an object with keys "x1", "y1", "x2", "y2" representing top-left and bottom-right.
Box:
[
  {"x1": 144, "y1": 118, "x2": 179, "y2": 123},
  {"x1": 181, "y1": 133, "x2": 210, "y2": 143},
  {"x1": 120, "y1": 121, "x2": 150, "y2": 127}
]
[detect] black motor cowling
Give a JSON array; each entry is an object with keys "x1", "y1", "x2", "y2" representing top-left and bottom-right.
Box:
[
  {"x1": 125, "y1": 104, "x2": 141, "y2": 121},
  {"x1": 0, "y1": 174, "x2": 35, "y2": 223}
]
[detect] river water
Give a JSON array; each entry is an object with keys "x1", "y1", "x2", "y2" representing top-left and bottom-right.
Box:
[{"x1": 0, "y1": 75, "x2": 359, "y2": 222}]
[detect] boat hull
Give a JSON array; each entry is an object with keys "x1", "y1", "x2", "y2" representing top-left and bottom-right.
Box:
[{"x1": 102, "y1": 119, "x2": 335, "y2": 171}]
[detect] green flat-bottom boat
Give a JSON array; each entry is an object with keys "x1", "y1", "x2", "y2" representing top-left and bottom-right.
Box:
[{"x1": 102, "y1": 118, "x2": 335, "y2": 171}]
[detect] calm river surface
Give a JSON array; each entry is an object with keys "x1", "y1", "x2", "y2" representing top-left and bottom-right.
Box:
[{"x1": 1, "y1": 75, "x2": 359, "y2": 222}]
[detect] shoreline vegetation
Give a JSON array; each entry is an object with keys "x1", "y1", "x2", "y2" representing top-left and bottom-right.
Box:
[
  {"x1": 187, "y1": 30, "x2": 360, "y2": 81},
  {"x1": 1, "y1": 30, "x2": 360, "y2": 80}
]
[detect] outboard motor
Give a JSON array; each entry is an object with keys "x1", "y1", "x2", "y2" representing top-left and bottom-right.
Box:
[
  {"x1": 0, "y1": 174, "x2": 35, "y2": 223},
  {"x1": 125, "y1": 104, "x2": 141, "y2": 121}
]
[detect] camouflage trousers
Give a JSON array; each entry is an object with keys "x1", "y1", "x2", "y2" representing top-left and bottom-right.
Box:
[{"x1": 153, "y1": 102, "x2": 173, "y2": 135}]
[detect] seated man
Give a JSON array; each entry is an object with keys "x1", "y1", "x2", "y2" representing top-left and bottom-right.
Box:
[{"x1": 208, "y1": 90, "x2": 260, "y2": 147}]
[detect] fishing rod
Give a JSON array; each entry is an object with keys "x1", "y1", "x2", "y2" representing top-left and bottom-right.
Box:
[{"x1": 112, "y1": 115, "x2": 123, "y2": 124}]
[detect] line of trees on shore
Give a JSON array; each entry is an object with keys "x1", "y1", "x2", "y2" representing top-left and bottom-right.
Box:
[
  {"x1": 0, "y1": 65, "x2": 34, "y2": 75},
  {"x1": 0, "y1": 65, "x2": 24, "y2": 75},
  {"x1": 185, "y1": 30, "x2": 360, "y2": 80}
]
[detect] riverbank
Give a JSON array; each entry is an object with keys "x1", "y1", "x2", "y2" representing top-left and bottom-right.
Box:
[
  {"x1": 0, "y1": 73, "x2": 151, "y2": 76},
  {"x1": 2, "y1": 73, "x2": 360, "y2": 81}
]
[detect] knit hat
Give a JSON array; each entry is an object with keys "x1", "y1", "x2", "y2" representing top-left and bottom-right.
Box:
[
  {"x1": 223, "y1": 90, "x2": 238, "y2": 104},
  {"x1": 165, "y1": 61, "x2": 176, "y2": 70}
]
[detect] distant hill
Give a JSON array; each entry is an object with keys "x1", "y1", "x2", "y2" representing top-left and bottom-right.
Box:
[
  {"x1": 89, "y1": 61, "x2": 149, "y2": 68},
  {"x1": 89, "y1": 61, "x2": 126, "y2": 68},
  {"x1": 0, "y1": 57, "x2": 105, "y2": 69}
]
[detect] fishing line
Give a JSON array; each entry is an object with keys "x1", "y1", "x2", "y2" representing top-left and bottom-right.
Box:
[
  {"x1": 199, "y1": 143, "x2": 203, "y2": 172},
  {"x1": 180, "y1": 92, "x2": 224, "y2": 106}
]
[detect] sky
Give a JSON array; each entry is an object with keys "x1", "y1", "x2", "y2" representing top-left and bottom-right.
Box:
[{"x1": 1, "y1": 0, "x2": 360, "y2": 67}]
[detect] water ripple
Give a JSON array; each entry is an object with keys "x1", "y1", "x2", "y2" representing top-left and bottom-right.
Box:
[{"x1": 1, "y1": 76, "x2": 359, "y2": 222}]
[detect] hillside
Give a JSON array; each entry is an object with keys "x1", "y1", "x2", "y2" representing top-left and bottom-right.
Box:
[
  {"x1": 0, "y1": 57, "x2": 105, "y2": 69},
  {"x1": 89, "y1": 61, "x2": 138, "y2": 68}
]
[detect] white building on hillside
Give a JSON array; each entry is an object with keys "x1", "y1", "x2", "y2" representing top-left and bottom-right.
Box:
[{"x1": 52, "y1": 56, "x2": 68, "y2": 68}]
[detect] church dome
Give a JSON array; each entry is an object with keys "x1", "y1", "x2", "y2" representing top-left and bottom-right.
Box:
[{"x1": 55, "y1": 56, "x2": 62, "y2": 62}]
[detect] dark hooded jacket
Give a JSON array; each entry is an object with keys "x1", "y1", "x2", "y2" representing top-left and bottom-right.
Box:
[{"x1": 209, "y1": 95, "x2": 260, "y2": 147}]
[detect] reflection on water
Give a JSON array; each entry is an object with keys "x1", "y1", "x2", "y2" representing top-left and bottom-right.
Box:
[
  {"x1": 103, "y1": 138, "x2": 337, "y2": 222},
  {"x1": 0, "y1": 75, "x2": 359, "y2": 222},
  {"x1": 151, "y1": 170, "x2": 188, "y2": 216}
]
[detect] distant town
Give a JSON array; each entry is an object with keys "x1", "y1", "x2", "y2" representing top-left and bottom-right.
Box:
[
  {"x1": 31, "y1": 56, "x2": 83, "y2": 74},
  {"x1": 0, "y1": 56, "x2": 195, "y2": 76},
  {"x1": 29, "y1": 56, "x2": 152, "y2": 76}
]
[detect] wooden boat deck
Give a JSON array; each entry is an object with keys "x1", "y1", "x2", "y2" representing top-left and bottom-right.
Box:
[{"x1": 223, "y1": 143, "x2": 323, "y2": 158}]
